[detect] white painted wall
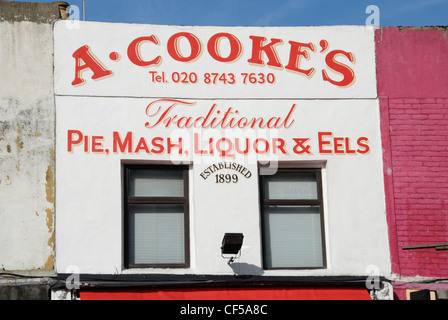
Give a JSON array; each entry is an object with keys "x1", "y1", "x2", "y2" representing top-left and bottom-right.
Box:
[
  {"x1": 55, "y1": 97, "x2": 391, "y2": 277},
  {"x1": 54, "y1": 21, "x2": 376, "y2": 99},
  {"x1": 0, "y1": 21, "x2": 55, "y2": 271},
  {"x1": 53, "y1": 22, "x2": 390, "y2": 277}
]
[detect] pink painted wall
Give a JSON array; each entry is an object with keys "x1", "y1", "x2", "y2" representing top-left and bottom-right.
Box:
[
  {"x1": 376, "y1": 27, "x2": 448, "y2": 299},
  {"x1": 376, "y1": 27, "x2": 448, "y2": 98}
]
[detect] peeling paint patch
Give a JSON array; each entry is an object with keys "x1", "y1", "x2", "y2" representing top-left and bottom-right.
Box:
[
  {"x1": 45, "y1": 166, "x2": 54, "y2": 204},
  {"x1": 40, "y1": 165, "x2": 55, "y2": 270},
  {"x1": 43, "y1": 252, "x2": 54, "y2": 270},
  {"x1": 49, "y1": 148, "x2": 55, "y2": 160},
  {"x1": 45, "y1": 208, "x2": 54, "y2": 234},
  {"x1": 16, "y1": 135, "x2": 23, "y2": 149},
  {"x1": 44, "y1": 166, "x2": 55, "y2": 270},
  {"x1": 31, "y1": 208, "x2": 55, "y2": 271},
  {"x1": 44, "y1": 208, "x2": 55, "y2": 270},
  {"x1": 397, "y1": 26, "x2": 448, "y2": 33}
]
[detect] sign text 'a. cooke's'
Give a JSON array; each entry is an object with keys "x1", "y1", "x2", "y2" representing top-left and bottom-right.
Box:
[{"x1": 71, "y1": 31, "x2": 356, "y2": 88}]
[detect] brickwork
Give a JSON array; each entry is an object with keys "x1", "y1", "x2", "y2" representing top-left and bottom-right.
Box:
[
  {"x1": 388, "y1": 97, "x2": 448, "y2": 277},
  {"x1": 376, "y1": 27, "x2": 448, "y2": 282}
]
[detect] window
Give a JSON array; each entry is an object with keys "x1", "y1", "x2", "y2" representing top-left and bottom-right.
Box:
[
  {"x1": 123, "y1": 165, "x2": 189, "y2": 268},
  {"x1": 259, "y1": 168, "x2": 326, "y2": 269}
]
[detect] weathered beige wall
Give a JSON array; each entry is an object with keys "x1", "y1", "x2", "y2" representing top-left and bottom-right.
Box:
[{"x1": 0, "y1": 19, "x2": 56, "y2": 271}]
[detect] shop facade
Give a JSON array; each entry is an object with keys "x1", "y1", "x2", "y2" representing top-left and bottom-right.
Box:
[
  {"x1": 53, "y1": 21, "x2": 389, "y2": 299},
  {"x1": 2, "y1": 1, "x2": 447, "y2": 301}
]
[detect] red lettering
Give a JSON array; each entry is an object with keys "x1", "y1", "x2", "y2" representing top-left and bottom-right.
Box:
[
  {"x1": 247, "y1": 36, "x2": 283, "y2": 68},
  {"x1": 71, "y1": 45, "x2": 112, "y2": 86},
  {"x1": 127, "y1": 36, "x2": 161, "y2": 67},
  {"x1": 216, "y1": 138, "x2": 233, "y2": 157},
  {"x1": 151, "y1": 137, "x2": 165, "y2": 154},
  {"x1": 207, "y1": 33, "x2": 242, "y2": 62},
  {"x1": 357, "y1": 137, "x2": 370, "y2": 154},
  {"x1": 144, "y1": 99, "x2": 295, "y2": 130},
  {"x1": 322, "y1": 50, "x2": 356, "y2": 87},
  {"x1": 285, "y1": 41, "x2": 315, "y2": 77},
  {"x1": 167, "y1": 138, "x2": 183, "y2": 154},
  {"x1": 113, "y1": 131, "x2": 132, "y2": 153},
  {"x1": 134, "y1": 137, "x2": 150, "y2": 153},
  {"x1": 282, "y1": 104, "x2": 296, "y2": 129},
  {"x1": 83, "y1": 135, "x2": 89, "y2": 152},
  {"x1": 71, "y1": 32, "x2": 360, "y2": 89},
  {"x1": 334, "y1": 137, "x2": 345, "y2": 154},
  {"x1": 293, "y1": 138, "x2": 312, "y2": 154},
  {"x1": 318, "y1": 133, "x2": 369, "y2": 154},
  {"x1": 194, "y1": 133, "x2": 209, "y2": 155},
  {"x1": 235, "y1": 138, "x2": 250, "y2": 155},
  {"x1": 318, "y1": 132, "x2": 333, "y2": 154},
  {"x1": 177, "y1": 116, "x2": 193, "y2": 128},
  {"x1": 167, "y1": 32, "x2": 202, "y2": 62},
  {"x1": 254, "y1": 138, "x2": 269, "y2": 154},
  {"x1": 91, "y1": 136, "x2": 104, "y2": 153},
  {"x1": 67, "y1": 130, "x2": 83, "y2": 152},
  {"x1": 145, "y1": 99, "x2": 195, "y2": 128},
  {"x1": 272, "y1": 138, "x2": 287, "y2": 155},
  {"x1": 345, "y1": 137, "x2": 357, "y2": 154},
  {"x1": 266, "y1": 117, "x2": 281, "y2": 129}
]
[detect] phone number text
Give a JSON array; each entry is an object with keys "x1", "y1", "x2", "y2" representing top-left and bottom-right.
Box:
[{"x1": 149, "y1": 71, "x2": 276, "y2": 85}]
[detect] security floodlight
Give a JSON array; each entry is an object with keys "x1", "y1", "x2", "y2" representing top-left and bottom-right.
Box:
[{"x1": 221, "y1": 233, "x2": 244, "y2": 264}]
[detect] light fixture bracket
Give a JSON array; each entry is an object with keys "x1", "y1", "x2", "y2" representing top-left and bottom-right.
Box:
[{"x1": 221, "y1": 233, "x2": 244, "y2": 264}]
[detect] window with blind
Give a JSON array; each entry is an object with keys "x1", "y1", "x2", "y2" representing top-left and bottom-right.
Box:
[
  {"x1": 260, "y1": 168, "x2": 326, "y2": 270},
  {"x1": 123, "y1": 165, "x2": 189, "y2": 268}
]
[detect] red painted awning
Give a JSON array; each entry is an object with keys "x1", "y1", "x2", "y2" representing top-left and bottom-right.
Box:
[{"x1": 80, "y1": 287, "x2": 371, "y2": 300}]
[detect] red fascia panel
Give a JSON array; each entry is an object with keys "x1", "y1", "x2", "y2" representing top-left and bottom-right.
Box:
[{"x1": 80, "y1": 287, "x2": 371, "y2": 300}]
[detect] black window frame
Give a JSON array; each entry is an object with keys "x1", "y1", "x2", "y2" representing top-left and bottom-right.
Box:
[
  {"x1": 123, "y1": 164, "x2": 190, "y2": 269},
  {"x1": 259, "y1": 167, "x2": 327, "y2": 270}
]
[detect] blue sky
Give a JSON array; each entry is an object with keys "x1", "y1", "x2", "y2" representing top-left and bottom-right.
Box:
[{"x1": 8, "y1": 0, "x2": 448, "y2": 26}]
